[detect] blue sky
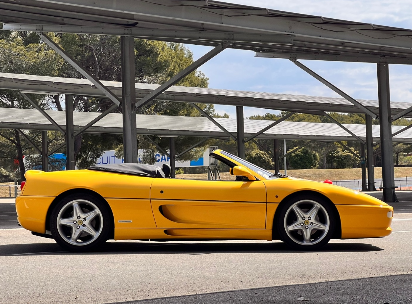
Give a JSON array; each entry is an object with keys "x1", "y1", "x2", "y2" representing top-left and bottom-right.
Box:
[{"x1": 185, "y1": 0, "x2": 412, "y2": 118}]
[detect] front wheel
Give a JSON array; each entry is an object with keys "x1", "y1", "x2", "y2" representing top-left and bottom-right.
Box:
[
  {"x1": 50, "y1": 194, "x2": 111, "y2": 252},
  {"x1": 276, "y1": 194, "x2": 336, "y2": 250}
]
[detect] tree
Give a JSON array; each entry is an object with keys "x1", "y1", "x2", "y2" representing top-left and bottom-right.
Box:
[
  {"x1": 0, "y1": 32, "x2": 66, "y2": 180},
  {"x1": 326, "y1": 146, "x2": 359, "y2": 169},
  {"x1": 55, "y1": 34, "x2": 217, "y2": 167},
  {"x1": 246, "y1": 149, "x2": 273, "y2": 169},
  {"x1": 288, "y1": 147, "x2": 319, "y2": 169},
  {"x1": 1, "y1": 32, "x2": 221, "y2": 171}
]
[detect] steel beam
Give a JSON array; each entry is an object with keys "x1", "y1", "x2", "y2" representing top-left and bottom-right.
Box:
[
  {"x1": 190, "y1": 103, "x2": 236, "y2": 140},
  {"x1": 256, "y1": 51, "x2": 412, "y2": 65},
  {"x1": 74, "y1": 104, "x2": 118, "y2": 137},
  {"x1": 274, "y1": 139, "x2": 280, "y2": 175},
  {"x1": 244, "y1": 112, "x2": 294, "y2": 143},
  {"x1": 135, "y1": 43, "x2": 228, "y2": 109},
  {"x1": 292, "y1": 60, "x2": 377, "y2": 119},
  {"x1": 365, "y1": 115, "x2": 375, "y2": 191},
  {"x1": 121, "y1": 36, "x2": 137, "y2": 163},
  {"x1": 391, "y1": 106, "x2": 412, "y2": 122},
  {"x1": 236, "y1": 106, "x2": 245, "y2": 159},
  {"x1": 170, "y1": 137, "x2": 176, "y2": 178},
  {"x1": 5, "y1": 0, "x2": 412, "y2": 51},
  {"x1": 48, "y1": 142, "x2": 66, "y2": 157},
  {"x1": 324, "y1": 112, "x2": 365, "y2": 144},
  {"x1": 42, "y1": 131, "x2": 48, "y2": 172},
  {"x1": 360, "y1": 143, "x2": 367, "y2": 191},
  {"x1": 39, "y1": 33, "x2": 122, "y2": 106},
  {"x1": 176, "y1": 138, "x2": 208, "y2": 158},
  {"x1": 4, "y1": 24, "x2": 293, "y2": 45},
  {"x1": 17, "y1": 130, "x2": 42, "y2": 154},
  {"x1": 144, "y1": 136, "x2": 169, "y2": 157},
  {"x1": 284, "y1": 139, "x2": 287, "y2": 175},
  {"x1": 65, "y1": 95, "x2": 75, "y2": 170},
  {"x1": 20, "y1": 92, "x2": 65, "y2": 134},
  {"x1": 377, "y1": 63, "x2": 396, "y2": 202},
  {"x1": 392, "y1": 123, "x2": 412, "y2": 137}
]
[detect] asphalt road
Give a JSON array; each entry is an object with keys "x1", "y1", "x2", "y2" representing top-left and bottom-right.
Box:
[
  {"x1": 1, "y1": 197, "x2": 411, "y2": 304},
  {"x1": 0, "y1": 199, "x2": 18, "y2": 229}
]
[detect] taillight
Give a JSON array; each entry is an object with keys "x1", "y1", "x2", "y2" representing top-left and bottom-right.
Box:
[{"x1": 20, "y1": 181, "x2": 26, "y2": 190}]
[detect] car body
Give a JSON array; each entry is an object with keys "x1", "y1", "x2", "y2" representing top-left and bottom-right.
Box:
[{"x1": 16, "y1": 149, "x2": 393, "y2": 251}]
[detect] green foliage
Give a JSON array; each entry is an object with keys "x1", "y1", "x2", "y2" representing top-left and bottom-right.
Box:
[
  {"x1": 56, "y1": 35, "x2": 213, "y2": 165},
  {"x1": 288, "y1": 147, "x2": 319, "y2": 169},
  {"x1": 326, "y1": 147, "x2": 359, "y2": 169},
  {"x1": 0, "y1": 167, "x2": 15, "y2": 183},
  {"x1": 247, "y1": 111, "x2": 412, "y2": 170},
  {"x1": 0, "y1": 34, "x2": 64, "y2": 76},
  {"x1": 246, "y1": 150, "x2": 273, "y2": 170},
  {"x1": 175, "y1": 168, "x2": 184, "y2": 175},
  {"x1": 75, "y1": 133, "x2": 122, "y2": 169}
]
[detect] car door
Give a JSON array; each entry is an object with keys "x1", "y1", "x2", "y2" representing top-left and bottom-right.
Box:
[{"x1": 150, "y1": 178, "x2": 267, "y2": 229}]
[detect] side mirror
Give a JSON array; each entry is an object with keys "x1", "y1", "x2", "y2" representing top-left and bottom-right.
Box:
[{"x1": 230, "y1": 166, "x2": 256, "y2": 181}]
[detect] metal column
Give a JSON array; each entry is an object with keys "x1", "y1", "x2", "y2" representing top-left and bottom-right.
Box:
[
  {"x1": 121, "y1": 36, "x2": 137, "y2": 163},
  {"x1": 170, "y1": 137, "x2": 176, "y2": 178},
  {"x1": 65, "y1": 95, "x2": 75, "y2": 170},
  {"x1": 236, "y1": 106, "x2": 245, "y2": 158},
  {"x1": 366, "y1": 115, "x2": 375, "y2": 191},
  {"x1": 284, "y1": 139, "x2": 287, "y2": 175},
  {"x1": 42, "y1": 131, "x2": 48, "y2": 172},
  {"x1": 377, "y1": 63, "x2": 396, "y2": 202},
  {"x1": 274, "y1": 139, "x2": 280, "y2": 174},
  {"x1": 360, "y1": 143, "x2": 367, "y2": 191}
]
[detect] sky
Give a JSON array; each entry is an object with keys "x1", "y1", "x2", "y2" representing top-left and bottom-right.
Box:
[{"x1": 184, "y1": 0, "x2": 412, "y2": 118}]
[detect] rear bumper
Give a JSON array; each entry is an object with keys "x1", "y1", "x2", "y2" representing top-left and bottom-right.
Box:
[{"x1": 15, "y1": 196, "x2": 54, "y2": 234}]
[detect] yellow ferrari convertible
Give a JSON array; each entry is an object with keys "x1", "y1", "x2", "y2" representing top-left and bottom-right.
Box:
[{"x1": 16, "y1": 149, "x2": 393, "y2": 251}]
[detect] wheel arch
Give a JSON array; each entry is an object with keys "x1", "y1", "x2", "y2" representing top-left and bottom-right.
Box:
[
  {"x1": 45, "y1": 188, "x2": 115, "y2": 239},
  {"x1": 272, "y1": 190, "x2": 342, "y2": 240}
]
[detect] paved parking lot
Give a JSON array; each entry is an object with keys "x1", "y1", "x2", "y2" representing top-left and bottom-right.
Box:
[{"x1": 1, "y1": 196, "x2": 411, "y2": 303}]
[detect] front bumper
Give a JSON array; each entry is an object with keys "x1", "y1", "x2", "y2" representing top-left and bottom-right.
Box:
[{"x1": 336, "y1": 204, "x2": 393, "y2": 239}]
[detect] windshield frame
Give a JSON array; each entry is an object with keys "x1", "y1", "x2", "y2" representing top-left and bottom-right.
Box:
[{"x1": 212, "y1": 150, "x2": 278, "y2": 180}]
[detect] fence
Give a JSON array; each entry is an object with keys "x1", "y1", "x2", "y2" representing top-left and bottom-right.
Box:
[
  {"x1": 0, "y1": 184, "x2": 21, "y2": 198},
  {"x1": 333, "y1": 177, "x2": 412, "y2": 191}
]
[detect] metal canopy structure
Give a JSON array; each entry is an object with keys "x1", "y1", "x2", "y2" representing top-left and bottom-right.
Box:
[
  {"x1": 2, "y1": 0, "x2": 412, "y2": 64},
  {"x1": 1, "y1": 72, "x2": 412, "y2": 117},
  {"x1": 2, "y1": 107, "x2": 411, "y2": 143},
  {"x1": 1, "y1": 0, "x2": 412, "y2": 201}
]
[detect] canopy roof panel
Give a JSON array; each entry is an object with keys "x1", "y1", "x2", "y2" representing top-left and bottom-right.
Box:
[
  {"x1": 2, "y1": 0, "x2": 412, "y2": 64},
  {"x1": 1, "y1": 107, "x2": 411, "y2": 143},
  {"x1": 1, "y1": 72, "x2": 412, "y2": 117}
]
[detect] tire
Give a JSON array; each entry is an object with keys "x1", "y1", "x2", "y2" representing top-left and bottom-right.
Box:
[
  {"x1": 276, "y1": 194, "x2": 336, "y2": 250},
  {"x1": 50, "y1": 194, "x2": 111, "y2": 252}
]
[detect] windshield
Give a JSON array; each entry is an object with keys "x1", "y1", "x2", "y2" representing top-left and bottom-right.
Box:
[{"x1": 219, "y1": 151, "x2": 278, "y2": 180}]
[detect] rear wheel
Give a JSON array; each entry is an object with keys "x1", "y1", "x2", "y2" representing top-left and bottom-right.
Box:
[
  {"x1": 276, "y1": 194, "x2": 336, "y2": 250},
  {"x1": 50, "y1": 194, "x2": 111, "y2": 251}
]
